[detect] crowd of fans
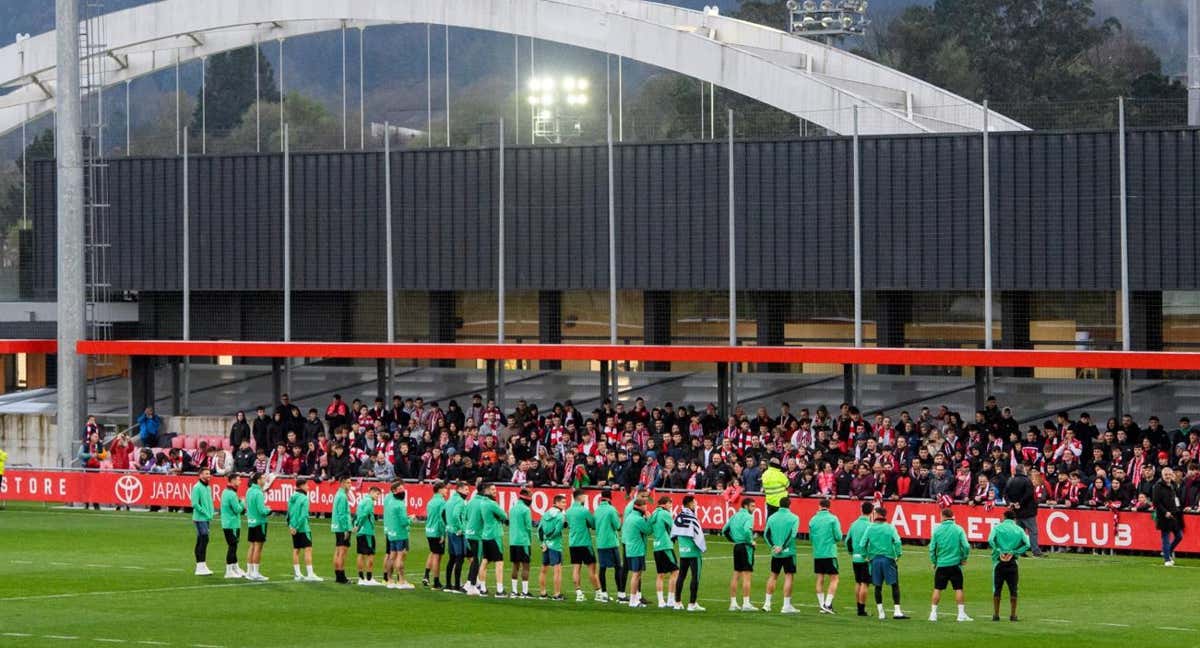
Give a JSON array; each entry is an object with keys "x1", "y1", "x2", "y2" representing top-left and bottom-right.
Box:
[{"x1": 84, "y1": 391, "x2": 1200, "y2": 513}]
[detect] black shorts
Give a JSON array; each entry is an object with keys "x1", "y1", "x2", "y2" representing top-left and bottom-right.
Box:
[
  {"x1": 770, "y1": 556, "x2": 797, "y2": 575},
  {"x1": 653, "y1": 550, "x2": 678, "y2": 574},
  {"x1": 934, "y1": 565, "x2": 964, "y2": 591},
  {"x1": 292, "y1": 532, "x2": 312, "y2": 550},
  {"x1": 813, "y1": 557, "x2": 839, "y2": 575},
  {"x1": 334, "y1": 531, "x2": 351, "y2": 548},
  {"x1": 993, "y1": 560, "x2": 1019, "y2": 597},
  {"x1": 248, "y1": 525, "x2": 267, "y2": 543},
  {"x1": 466, "y1": 539, "x2": 480, "y2": 559},
  {"x1": 481, "y1": 540, "x2": 503, "y2": 562},
  {"x1": 852, "y1": 561, "x2": 871, "y2": 584},
  {"x1": 733, "y1": 544, "x2": 755, "y2": 572},
  {"x1": 357, "y1": 535, "x2": 376, "y2": 556},
  {"x1": 570, "y1": 546, "x2": 596, "y2": 565},
  {"x1": 510, "y1": 545, "x2": 531, "y2": 564},
  {"x1": 427, "y1": 537, "x2": 445, "y2": 555}
]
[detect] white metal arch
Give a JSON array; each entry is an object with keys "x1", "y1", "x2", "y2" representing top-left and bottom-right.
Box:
[{"x1": 0, "y1": 0, "x2": 1025, "y2": 138}]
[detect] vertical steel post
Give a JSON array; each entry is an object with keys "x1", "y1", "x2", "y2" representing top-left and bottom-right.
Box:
[
  {"x1": 255, "y1": 32, "x2": 261, "y2": 153},
  {"x1": 21, "y1": 105, "x2": 27, "y2": 227},
  {"x1": 426, "y1": 24, "x2": 432, "y2": 147},
  {"x1": 982, "y1": 100, "x2": 993, "y2": 394},
  {"x1": 278, "y1": 38, "x2": 284, "y2": 151},
  {"x1": 342, "y1": 21, "x2": 347, "y2": 150},
  {"x1": 174, "y1": 49, "x2": 180, "y2": 155},
  {"x1": 1190, "y1": 0, "x2": 1199, "y2": 125},
  {"x1": 514, "y1": 35, "x2": 520, "y2": 144},
  {"x1": 283, "y1": 124, "x2": 292, "y2": 393},
  {"x1": 444, "y1": 25, "x2": 450, "y2": 146},
  {"x1": 55, "y1": 0, "x2": 85, "y2": 466},
  {"x1": 727, "y1": 108, "x2": 737, "y2": 410},
  {"x1": 1118, "y1": 97, "x2": 1131, "y2": 414},
  {"x1": 200, "y1": 56, "x2": 206, "y2": 155},
  {"x1": 607, "y1": 113, "x2": 618, "y2": 403},
  {"x1": 124, "y1": 80, "x2": 130, "y2": 156},
  {"x1": 618, "y1": 56, "x2": 624, "y2": 141},
  {"x1": 384, "y1": 122, "x2": 395, "y2": 397},
  {"x1": 182, "y1": 128, "x2": 190, "y2": 414},
  {"x1": 850, "y1": 105, "x2": 862, "y2": 406},
  {"x1": 497, "y1": 119, "x2": 506, "y2": 405},
  {"x1": 359, "y1": 26, "x2": 365, "y2": 150}
]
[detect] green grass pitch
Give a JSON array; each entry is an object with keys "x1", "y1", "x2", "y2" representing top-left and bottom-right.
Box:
[{"x1": 0, "y1": 503, "x2": 1195, "y2": 648}]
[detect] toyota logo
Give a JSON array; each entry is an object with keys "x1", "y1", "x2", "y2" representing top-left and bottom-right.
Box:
[{"x1": 114, "y1": 474, "x2": 144, "y2": 505}]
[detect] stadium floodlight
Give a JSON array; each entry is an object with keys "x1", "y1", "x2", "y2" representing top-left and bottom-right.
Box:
[
  {"x1": 788, "y1": 0, "x2": 869, "y2": 39},
  {"x1": 526, "y1": 74, "x2": 590, "y2": 144}
]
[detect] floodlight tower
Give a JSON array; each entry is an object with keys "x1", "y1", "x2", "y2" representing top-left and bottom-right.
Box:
[
  {"x1": 787, "y1": 0, "x2": 869, "y2": 42},
  {"x1": 528, "y1": 75, "x2": 590, "y2": 144}
]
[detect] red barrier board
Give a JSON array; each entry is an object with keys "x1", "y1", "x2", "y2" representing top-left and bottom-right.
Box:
[{"x1": 2, "y1": 470, "x2": 1192, "y2": 554}]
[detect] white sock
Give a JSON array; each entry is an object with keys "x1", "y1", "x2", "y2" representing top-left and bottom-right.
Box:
[
  {"x1": 497, "y1": 584, "x2": 504, "y2": 594},
  {"x1": 522, "y1": 580, "x2": 529, "y2": 594},
  {"x1": 293, "y1": 564, "x2": 302, "y2": 577},
  {"x1": 894, "y1": 604, "x2": 904, "y2": 615},
  {"x1": 307, "y1": 565, "x2": 316, "y2": 577},
  {"x1": 957, "y1": 604, "x2": 966, "y2": 616},
  {"x1": 743, "y1": 596, "x2": 752, "y2": 607},
  {"x1": 783, "y1": 596, "x2": 792, "y2": 608},
  {"x1": 512, "y1": 579, "x2": 518, "y2": 593},
  {"x1": 731, "y1": 597, "x2": 738, "y2": 607},
  {"x1": 249, "y1": 564, "x2": 258, "y2": 576},
  {"x1": 824, "y1": 593, "x2": 833, "y2": 607},
  {"x1": 764, "y1": 594, "x2": 773, "y2": 609},
  {"x1": 931, "y1": 604, "x2": 938, "y2": 615},
  {"x1": 877, "y1": 603, "x2": 885, "y2": 615},
  {"x1": 656, "y1": 591, "x2": 665, "y2": 606},
  {"x1": 818, "y1": 594, "x2": 825, "y2": 607},
  {"x1": 668, "y1": 593, "x2": 676, "y2": 606}
]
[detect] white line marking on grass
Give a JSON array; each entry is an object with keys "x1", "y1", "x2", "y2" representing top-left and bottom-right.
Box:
[
  {"x1": 136, "y1": 642, "x2": 170, "y2": 646},
  {"x1": 10, "y1": 560, "x2": 33, "y2": 564},
  {"x1": 0, "y1": 581, "x2": 265, "y2": 602},
  {"x1": 1099, "y1": 623, "x2": 1130, "y2": 628},
  {"x1": 94, "y1": 639, "x2": 127, "y2": 643},
  {"x1": 120, "y1": 566, "x2": 145, "y2": 570},
  {"x1": 43, "y1": 635, "x2": 79, "y2": 640},
  {"x1": 1157, "y1": 627, "x2": 1196, "y2": 632},
  {"x1": 48, "y1": 562, "x2": 70, "y2": 566},
  {"x1": 191, "y1": 644, "x2": 224, "y2": 648},
  {"x1": 85, "y1": 564, "x2": 113, "y2": 569},
  {"x1": 2, "y1": 632, "x2": 33, "y2": 637},
  {"x1": 1042, "y1": 619, "x2": 1072, "y2": 624}
]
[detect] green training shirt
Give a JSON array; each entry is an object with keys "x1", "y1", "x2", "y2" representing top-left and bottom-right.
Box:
[
  {"x1": 508, "y1": 499, "x2": 533, "y2": 548},
  {"x1": 355, "y1": 494, "x2": 376, "y2": 537},
  {"x1": 929, "y1": 519, "x2": 970, "y2": 567},
  {"x1": 384, "y1": 494, "x2": 411, "y2": 541},
  {"x1": 480, "y1": 496, "x2": 508, "y2": 542},
  {"x1": 331, "y1": 488, "x2": 352, "y2": 534},
  {"x1": 286, "y1": 491, "x2": 311, "y2": 534},
  {"x1": 808, "y1": 509, "x2": 844, "y2": 560},
  {"x1": 861, "y1": 520, "x2": 903, "y2": 561},
  {"x1": 722, "y1": 508, "x2": 755, "y2": 546},
  {"x1": 621, "y1": 508, "x2": 651, "y2": 558},
  {"x1": 987, "y1": 519, "x2": 1031, "y2": 566},
  {"x1": 246, "y1": 484, "x2": 270, "y2": 528},
  {"x1": 565, "y1": 501, "x2": 596, "y2": 549},
  {"x1": 219, "y1": 488, "x2": 244, "y2": 531},
  {"x1": 445, "y1": 492, "x2": 465, "y2": 535},
  {"x1": 464, "y1": 494, "x2": 485, "y2": 540},
  {"x1": 538, "y1": 506, "x2": 564, "y2": 553},
  {"x1": 191, "y1": 481, "x2": 213, "y2": 522},
  {"x1": 594, "y1": 501, "x2": 621, "y2": 550},
  {"x1": 425, "y1": 492, "x2": 447, "y2": 538},
  {"x1": 764, "y1": 508, "x2": 800, "y2": 558},
  {"x1": 846, "y1": 515, "x2": 871, "y2": 564},
  {"x1": 649, "y1": 506, "x2": 675, "y2": 554}
]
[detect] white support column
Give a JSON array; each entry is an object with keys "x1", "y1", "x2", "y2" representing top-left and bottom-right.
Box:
[
  {"x1": 283, "y1": 124, "x2": 292, "y2": 393},
  {"x1": 384, "y1": 121, "x2": 395, "y2": 396},
  {"x1": 727, "y1": 108, "x2": 736, "y2": 408},
  {"x1": 182, "y1": 128, "x2": 191, "y2": 414},
  {"x1": 514, "y1": 35, "x2": 520, "y2": 145},
  {"x1": 342, "y1": 21, "x2": 348, "y2": 150},
  {"x1": 55, "y1": 0, "x2": 86, "y2": 465},
  {"x1": 200, "y1": 56, "x2": 207, "y2": 155},
  {"x1": 255, "y1": 31, "x2": 261, "y2": 153},
  {"x1": 497, "y1": 119, "x2": 506, "y2": 405},
  {"x1": 359, "y1": 26, "x2": 365, "y2": 150},
  {"x1": 607, "y1": 112, "x2": 618, "y2": 405},
  {"x1": 1118, "y1": 97, "x2": 1130, "y2": 353},
  {"x1": 426, "y1": 24, "x2": 433, "y2": 146},
  {"x1": 124, "y1": 80, "x2": 130, "y2": 156},
  {"x1": 278, "y1": 38, "x2": 284, "y2": 151},
  {"x1": 852, "y1": 106, "x2": 862, "y2": 350},
  {"x1": 618, "y1": 56, "x2": 624, "y2": 141},
  {"x1": 1190, "y1": 0, "x2": 1199, "y2": 125},
  {"x1": 174, "y1": 49, "x2": 180, "y2": 155},
  {"x1": 444, "y1": 24, "x2": 450, "y2": 146},
  {"x1": 982, "y1": 101, "x2": 992, "y2": 351}
]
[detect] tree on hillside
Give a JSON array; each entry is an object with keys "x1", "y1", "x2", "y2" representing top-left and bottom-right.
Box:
[{"x1": 193, "y1": 47, "x2": 278, "y2": 136}]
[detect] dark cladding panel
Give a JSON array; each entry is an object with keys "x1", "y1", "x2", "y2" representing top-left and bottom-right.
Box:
[{"x1": 1128, "y1": 129, "x2": 1200, "y2": 291}]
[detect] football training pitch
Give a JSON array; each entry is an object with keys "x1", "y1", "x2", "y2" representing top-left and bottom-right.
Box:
[{"x1": 0, "y1": 503, "x2": 1193, "y2": 648}]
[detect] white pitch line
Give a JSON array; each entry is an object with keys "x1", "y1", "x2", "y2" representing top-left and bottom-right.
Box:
[
  {"x1": 0, "y1": 581, "x2": 265, "y2": 602},
  {"x1": 1042, "y1": 619, "x2": 1072, "y2": 624},
  {"x1": 136, "y1": 642, "x2": 170, "y2": 646},
  {"x1": 84, "y1": 564, "x2": 114, "y2": 569},
  {"x1": 1098, "y1": 623, "x2": 1130, "y2": 628},
  {"x1": 120, "y1": 566, "x2": 145, "y2": 570},
  {"x1": 1157, "y1": 627, "x2": 1196, "y2": 632},
  {"x1": 94, "y1": 639, "x2": 128, "y2": 644},
  {"x1": 48, "y1": 562, "x2": 70, "y2": 566},
  {"x1": 192, "y1": 644, "x2": 224, "y2": 648},
  {"x1": 10, "y1": 560, "x2": 33, "y2": 564},
  {"x1": 43, "y1": 636, "x2": 79, "y2": 640},
  {"x1": 2, "y1": 632, "x2": 33, "y2": 637}
]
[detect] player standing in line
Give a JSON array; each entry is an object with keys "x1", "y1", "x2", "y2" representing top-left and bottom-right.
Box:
[
  {"x1": 722, "y1": 497, "x2": 758, "y2": 612},
  {"x1": 287, "y1": 478, "x2": 322, "y2": 582},
  {"x1": 245, "y1": 472, "x2": 272, "y2": 581},
  {"x1": 538, "y1": 494, "x2": 567, "y2": 600},
  {"x1": 862, "y1": 505, "x2": 908, "y2": 620},
  {"x1": 444, "y1": 481, "x2": 468, "y2": 592},
  {"x1": 508, "y1": 487, "x2": 535, "y2": 598},
  {"x1": 761, "y1": 496, "x2": 800, "y2": 614},
  {"x1": 928, "y1": 507, "x2": 972, "y2": 622},
  {"x1": 355, "y1": 486, "x2": 383, "y2": 586},
  {"x1": 423, "y1": 481, "x2": 448, "y2": 589},
  {"x1": 565, "y1": 489, "x2": 604, "y2": 602},
  {"x1": 845, "y1": 501, "x2": 874, "y2": 616},
  {"x1": 621, "y1": 495, "x2": 652, "y2": 608},
  {"x1": 478, "y1": 482, "x2": 509, "y2": 598},
  {"x1": 988, "y1": 509, "x2": 1031, "y2": 622},
  {"x1": 594, "y1": 490, "x2": 625, "y2": 603},
  {"x1": 671, "y1": 495, "x2": 707, "y2": 612},
  {"x1": 219, "y1": 473, "x2": 246, "y2": 579},
  {"x1": 808, "y1": 497, "x2": 844, "y2": 614},
  {"x1": 463, "y1": 482, "x2": 486, "y2": 595},
  {"x1": 649, "y1": 495, "x2": 681, "y2": 609},
  {"x1": 383, "y1": 481, "x2": 415, "y2": 589},
  {"x1": 331, "y1": 476, "x2": 354, "y2": 584},
  {"x1": 191, "y1": 468, "x2": 214, "y2": 576}
]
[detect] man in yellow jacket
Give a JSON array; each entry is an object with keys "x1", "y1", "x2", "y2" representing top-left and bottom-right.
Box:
[{"x1": 761, "y1": 457, "x2": 789, "y2": 517}]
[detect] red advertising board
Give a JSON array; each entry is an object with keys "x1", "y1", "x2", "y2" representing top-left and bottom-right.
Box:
[{"x1": 2, "y1": 469, "x2": 1192, "y2": 554}]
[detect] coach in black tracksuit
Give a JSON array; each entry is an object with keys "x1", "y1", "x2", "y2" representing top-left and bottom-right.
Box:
[{"x1": 1004, "y1": 466, "x2": 1042, "y2": 557}]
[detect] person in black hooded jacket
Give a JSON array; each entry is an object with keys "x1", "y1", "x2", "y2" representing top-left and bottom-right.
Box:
[{"x1": 229, "y1": 411, "x2": 251, "y2": 448}]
